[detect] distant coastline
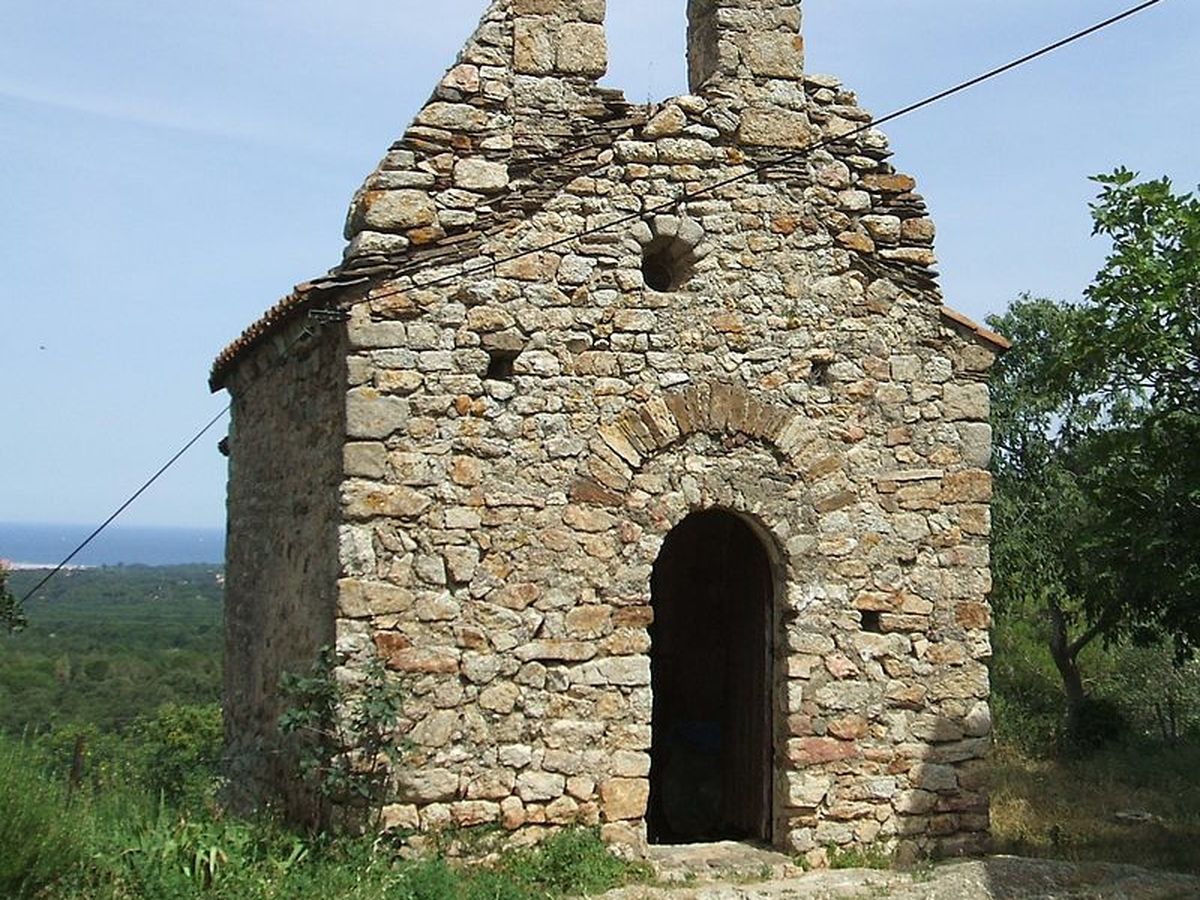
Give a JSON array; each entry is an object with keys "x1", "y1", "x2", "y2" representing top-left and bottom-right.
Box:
[
  {"x1": 5, "y1": 562, "x2": 92, "y2": 571},
  {"x1": 0, "y1": 522, "x2": 224, "y2": 567}
]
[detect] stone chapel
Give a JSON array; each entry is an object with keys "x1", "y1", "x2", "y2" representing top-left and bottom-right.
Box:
[{"x1": 211, "y1": 0, "x2": 1006, "y2": 862}]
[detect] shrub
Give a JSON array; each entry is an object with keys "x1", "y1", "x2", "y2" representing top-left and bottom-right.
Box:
[
  {"x1": 28, "y1": 703, "x2": 223, "y2": 806},
  {"x1": 0, "y1": 563, "x2": 25, "y2": 633},
  {"x1": 131, "y1": 702, "x2": 223, "y2": 805},
  {"x1": 1065, "y1": 697, "x2": 1129, "y2": 753},
  {"x1": 278, "y1": 647, "x2": 405, "y2": 830}
]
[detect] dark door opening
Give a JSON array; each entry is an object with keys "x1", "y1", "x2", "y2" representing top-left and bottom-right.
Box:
[{"x1": 648, "y1": 510, "x2": 773, "y2": 844}]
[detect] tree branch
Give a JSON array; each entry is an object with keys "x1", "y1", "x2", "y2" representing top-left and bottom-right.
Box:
[{"x1": 1069, "y1": 610, "x2": 1120, "y2": 658}]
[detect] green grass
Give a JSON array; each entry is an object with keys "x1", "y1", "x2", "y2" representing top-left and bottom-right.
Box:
[
  {"x1": 493, "y1": 827, "x2": 651, "y2": 896},
  {"x1": 0, "y1": 732, "x2": 649, "y2": 899},
  {"x1": 0, "y1": 737, "x2": 93, "y2": 898},
  {"x1": 826, "y1": 843, "x2": 892, "y2": 870},
  {"x1": 991, "y1": 739, "x2": 1200, "y2": 875},
  {"x1": 75, "y1": 822, "x2": 646, "y2": 900}
]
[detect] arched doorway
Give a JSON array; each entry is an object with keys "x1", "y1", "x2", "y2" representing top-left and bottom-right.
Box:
[{"x1": 648, "y1": 510, "x2": 774, "y2": 844}]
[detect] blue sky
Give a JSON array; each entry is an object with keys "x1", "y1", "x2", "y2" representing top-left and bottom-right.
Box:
[{"x1": 1, "y1": 0, "x2": 1195, "y2": 529}]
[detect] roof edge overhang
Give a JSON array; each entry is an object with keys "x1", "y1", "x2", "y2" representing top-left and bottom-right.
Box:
[
  {"x1": 208, "y1": 275, "x2": 363, "y2": 392},
  {"x1": 939, "y1": 305, "x2": 1011, "y2": 352}
]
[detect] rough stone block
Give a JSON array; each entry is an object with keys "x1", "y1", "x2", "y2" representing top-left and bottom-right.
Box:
[
  {"x1": 786, "y1": 773, "x2": 832, "y2": 808},
  {"x1": 740, "y1": 107, "x2": 812, "y2": 148},
  {"x1": 788, "y1": 737, "x2": 861, "y2": 765},
  {"x1": 743, "y1": 32, "x2": 805, "y2": 79},
  {"x1": 415, "y1": 101, "x2": 488, "y2": 132},
  {"x1": 342, "y1": 481, "x2": 430, "y2": 520},
  {"x1": 360, "y1": 190, "x2": 437, "y2": 232},
  {"x1": 557, "y1": 22, "x2": 607, "y2": 75},
  {"x1": 600, "y1": 778, "x2": 649, "y2": 821},
  {"x1": 516, "y1": 641, "x2": 597, "y2": 663},
  {"x1": 454, "y1": 158, "x2": 510, "y2": 192},
  {"x1": 941, "y1": 470, "x2": 993, "y2": 503},
  {"x1": 643, "y1": 105, "x2": 686, "y2": 138},
  {"x1": 346, "y1": 388, "x2": 409, "y2": 439},
  {"x1": 397, "y1": 769, "x2": 460, "y2": 803},
  {"x1": 943, "y1": 383, "x2": 990, "y2": 421}
]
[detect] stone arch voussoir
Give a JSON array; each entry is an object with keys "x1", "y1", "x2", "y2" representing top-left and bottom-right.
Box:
[{"x1": 574, "y1": 381, "x2": 816, "y2": 498}]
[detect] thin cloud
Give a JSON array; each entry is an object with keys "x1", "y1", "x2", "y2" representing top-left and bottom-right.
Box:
[{"x1": 0, "y1": 80, "x2": 279, "y2": 145}]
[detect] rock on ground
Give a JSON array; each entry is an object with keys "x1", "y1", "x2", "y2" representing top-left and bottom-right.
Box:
[{"x1": 605, "y1": 855, "x2": 1200, "y2": 900}]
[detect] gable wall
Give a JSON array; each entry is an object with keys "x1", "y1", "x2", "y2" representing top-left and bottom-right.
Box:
[{"x1": 220, "y1": 0, "x2": 997, "y2": 862}]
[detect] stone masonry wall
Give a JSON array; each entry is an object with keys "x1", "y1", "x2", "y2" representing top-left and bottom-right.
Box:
[
  {"x1": 223, "y1": 319, "x2": 348, "y2": 818},
  {"x1": 219, "y1": 0, "x2": 998, "y2": 864}
]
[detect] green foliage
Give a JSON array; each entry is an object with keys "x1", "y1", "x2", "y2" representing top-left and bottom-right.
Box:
[
  {"x1": 17, "y1": 703, "x2": 222, "y2": 808},
  {"x1": 94, "y1": 806, "x2": 317, "y2": 899},
  {"x1": 1082, "y1": 168, "x2": 1199, "y2": 415},
  {"x1": 987, "y1": 300, "x2": 1094, "y2": 675},
  {"x1": 988, "y1": 297, "x2": 1088, "y2": 603},
  {"x1": 278, "y1": 647, "x2": 405, "y2": 829},
  {"x1": 492, "y1": 827, "x2": 649, "y2": 896},
  {"x1": 0, "y1": 565, "x2": 223, "y2": 735},
  {"x1": 988, "y1": 170, "x2": 1200, "y2": 743},
  {"x1": 1095, "y1": 643, "x2": 1200, "y2": 741},
  {"x1": 993, "y1": 604, "x2": 1200, "y2": 757},
  {"x1": 132, "y1": 703, "x2": 224, "y2": 805},
  {"x1": 0, "y1": 751, "x2": 645, "y2": 900},
  {"x1": 825, "y1": 842, "x2": 892, "y2": 870},
  {"x1": 0, "y1": 735, "x2": 91, "y2": 899},
  {"x1": 1065, "y1": 169, "x2": 1200, "y2": 655},
  {"x1": 989, "y1": 296, "x2": 1112, "y2": 740},
  {"x1": 1, "y1": 563, "x2": 26, "y2": 633}
]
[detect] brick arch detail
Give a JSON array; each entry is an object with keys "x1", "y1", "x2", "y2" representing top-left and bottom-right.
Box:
[{"x1": 574, "y1": 381, "x2": 812, "y2": 498}]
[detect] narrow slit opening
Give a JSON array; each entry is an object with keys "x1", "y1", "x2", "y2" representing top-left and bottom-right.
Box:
[{"x1": 486, "y1": 349, "x2": 520, "y2": 381}]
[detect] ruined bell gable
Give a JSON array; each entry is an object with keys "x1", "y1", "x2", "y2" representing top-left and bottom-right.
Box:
[{"x1": 211, "y1": 0, "x2": 1006, "y2": 862}]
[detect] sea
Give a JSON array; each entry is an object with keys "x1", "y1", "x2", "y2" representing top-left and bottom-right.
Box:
[{"x1": 0, "y1": 522, "x2": 224, "y2": 568}]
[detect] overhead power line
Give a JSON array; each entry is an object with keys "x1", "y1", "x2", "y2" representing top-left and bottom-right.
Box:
[
  {"x1": 18, "y1": 404, "x2": 231, "y2": 604},
  {"x1": 16, "y1": 0, "x2": 1163, "y2": 602},
  {"x1": 370, "y1": 0, "x2": 1164, "y2": 299}
]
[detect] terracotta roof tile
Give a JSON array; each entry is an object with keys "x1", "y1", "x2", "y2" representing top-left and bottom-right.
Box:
[{"x1": 939, "y1": 305, "x2": 1011, "y2": 352}]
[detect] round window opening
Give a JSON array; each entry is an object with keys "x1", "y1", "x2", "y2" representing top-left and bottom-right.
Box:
[{"x1": 641, "y1": 236, "x2": 696, "y2": 292}]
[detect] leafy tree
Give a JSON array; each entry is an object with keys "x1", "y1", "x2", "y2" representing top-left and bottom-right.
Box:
[
  {"x1": 0, "y1": 565, "x2": 24, "y2": 634},
  {"x1": 1066, "y1": 170, "x2": 1200, "y2": 655},
  {"x1": 989, "y1": 296, "x2": 1100, "y2": 736},
  {"x1": 989, "y1": 170, "x2": 1200, "y2": 740},
  {"x1": 1080, "y1": 168, "x2": 1199, "y2": 414}
]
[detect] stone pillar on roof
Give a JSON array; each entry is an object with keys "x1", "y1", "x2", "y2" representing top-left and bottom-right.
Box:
[{"x1": 687, "y1": 0, "x2": 805, "y2": 96}]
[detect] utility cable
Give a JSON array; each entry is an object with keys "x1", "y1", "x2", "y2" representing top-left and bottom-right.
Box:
[
  {"x1": 366, "y1": 0, "x2": 1164, "y2": 298},
  {"x1": 12, "y1": 0, "x2": 1164, "y2": 602},
  {"x1": 18, "y1": 404, "x2": 231, "y2": 604}
]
